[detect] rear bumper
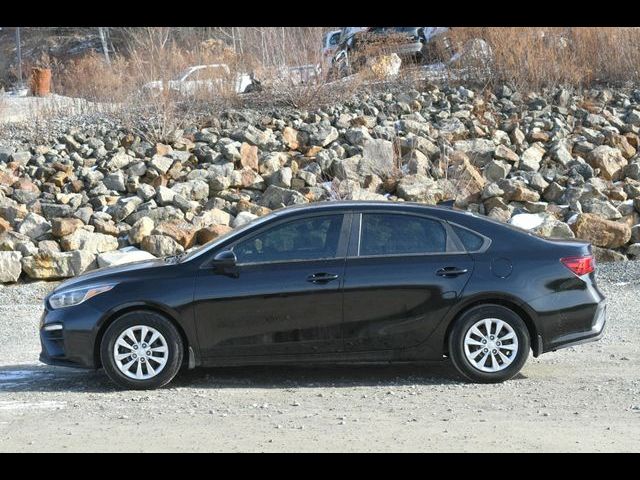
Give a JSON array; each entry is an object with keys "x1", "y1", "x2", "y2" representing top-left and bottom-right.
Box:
[
  {"x1": 543, "y1": 300, "x2": 606, "y2": 353},
  {"x1": 528, "y1": 283, "x2": 607, "y2": 355}
]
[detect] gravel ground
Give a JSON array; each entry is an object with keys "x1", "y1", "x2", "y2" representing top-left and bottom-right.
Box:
[{"x1": 0, "y1": 263, "x2": 639, "y2": 452}]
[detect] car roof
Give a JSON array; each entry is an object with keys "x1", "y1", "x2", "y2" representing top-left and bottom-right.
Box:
[
  {"x1": 269, "y1": 200, "x2": 523, "y2": 236},
  {"x1": 271, "y1": 200, "x2": 466, "y2": 218}
]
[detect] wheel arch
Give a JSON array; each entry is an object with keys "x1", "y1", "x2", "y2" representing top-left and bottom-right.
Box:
[
  {"x1": 443, "y1": 296, "x2": 541, "y2": 358},
  {"x1": 93, "y1": 304, "x2": 192, "y2": 369}
]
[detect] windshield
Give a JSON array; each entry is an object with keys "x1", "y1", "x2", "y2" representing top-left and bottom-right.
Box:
[{"x1": 180, "y1": 213, "x2": 274, "y2": 263}]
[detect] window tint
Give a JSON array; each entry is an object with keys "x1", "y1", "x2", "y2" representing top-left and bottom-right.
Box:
[
  {"x1": 359, "y1": 214, "x2": 446, "y2": 256},
  {"x1": 234, "y1": 215, "x2": 343, "y2": 264},
  {"x1": 452, "y1": 225, "x2": 485, "y2": 251}
]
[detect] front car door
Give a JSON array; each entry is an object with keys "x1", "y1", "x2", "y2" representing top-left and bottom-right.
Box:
[
  {"x1": 194, "y1": 212, "x2": 350, "y2": 359},
  {"x1": 341, "y1": 210, "x2": 474, "y2": 357}
]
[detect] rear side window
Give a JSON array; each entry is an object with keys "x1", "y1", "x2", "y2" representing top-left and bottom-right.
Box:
[
  {"x1": 234, "y1": 214, "x2": 343, "y2": 264},
  {"x1": 359, "y1": 213, "x2": 446, "y2": 256},
  {"x1": 451, "y1": 225, "x2": 485, "y2": 252}
]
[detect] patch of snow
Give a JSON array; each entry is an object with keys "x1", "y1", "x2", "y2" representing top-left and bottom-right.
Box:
[
  {"x1": 0, "y1": 401, "x2": 66, "y2": 411},
  {"x1": 509, "y1": 213, "x2": 545, "y2": 230}
]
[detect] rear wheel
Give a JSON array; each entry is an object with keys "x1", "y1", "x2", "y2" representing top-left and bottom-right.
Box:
[
  {"x1": 101, "y1": 311, "x2": 184, "y2": 390},
  {"x1": 448, "y1": 305, "x2": 530, "y2": 383}
]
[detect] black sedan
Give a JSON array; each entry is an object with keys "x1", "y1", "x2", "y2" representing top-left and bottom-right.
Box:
[{"x1": 39, "y1": 201, "x2": 606, "y2": 389}]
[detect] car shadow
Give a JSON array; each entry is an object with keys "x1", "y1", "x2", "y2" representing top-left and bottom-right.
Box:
[{"x1": 0, "y1": 362, "x2": 528, "y2": 393}]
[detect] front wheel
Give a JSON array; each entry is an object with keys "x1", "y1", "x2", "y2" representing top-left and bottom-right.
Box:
[
  {"x1": 448, "y1": 305, "x2": 530, "y2": 383},
  {"x1": 100, "y1": 311, "x2": 184, "y2": 390}
]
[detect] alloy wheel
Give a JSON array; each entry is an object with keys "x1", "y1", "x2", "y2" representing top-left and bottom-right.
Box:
[
  {"x1": 112, "y1": 325, "x2": 169, "y2": 380},
  {"x1": 463, "y1": 318, "x2": 519, "y2": 373}
]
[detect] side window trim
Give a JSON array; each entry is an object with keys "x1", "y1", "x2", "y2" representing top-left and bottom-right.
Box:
[
  {"x1": 229, "y1": 212, "x2": 350, "y2": 266},
  {"x1": 351, "y1": 210, "x2": 452, "y2": 259}
]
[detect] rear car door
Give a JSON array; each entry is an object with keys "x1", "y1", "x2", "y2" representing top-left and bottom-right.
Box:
[
  {"x1": 194, "y1": 212, "x2": 350, "y2": 358},
  {"x1": 342, "y1": 211, "x2": 474, "y2": 352}
]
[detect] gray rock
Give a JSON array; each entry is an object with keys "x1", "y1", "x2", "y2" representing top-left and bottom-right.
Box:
[
  {"x1": 520, "y1": 145, "x2": 545, "y2": 172},
  {"x1": 345, "y1": 127, "x2": 373, "y2": 146},
  {"x1": 109, "y1": 197, "x2": 143, "y2": 223},
  {"x1": 268, "y1": 167, "x2": 293, "y2": 188},
  {"x1": 360, "y1": 139, "x2": 396, "y2": 179},
  {"x1": 125, "y1": 206, "x2": 183, "y2": 228},
  {"x1": 103, "y1": 171, "x2": 126, "y2": 192},
  {"x1": 60, "y1": 228, "x2": 119, "y2": 254},
  {"x1": 627, "y1": 243, "x2": 640, "y2": 257},
  {"x1": 106, "y1": 151, "x2": 134, "y2": 170},
  {"x1": 136, "y1": 184, "x2": 156, "y2": 201},
  {"x1": 452, "y1": 139, "x2": 495, "y2": 166},
  {"x1": 141, "y1": 235, "x2": 184, "y2": 257},
  {"x1": 171, "y1": 179, "x2": 209, "y2": 201},
  {"x1": 17, "y1": 213, "x2": 51, "y2": 240},
  {"x1": 396, "y1": 175, "x2": 445, "y2": 203},
  {"x1": 259, "y1": 185, "x2": 308, "y2": 209},
  {"x1": 150, "y1": 155, "x2": 174, "y2": 174},
  {"x1": 128, "y1": 217, "x2": 154, "y2": 244},
  {"x1": 484, "y1": 160, "x2": 511, "y2": 182},
  {"x1": 0, "y1": 251, "x2": 22, "y2": 283}
]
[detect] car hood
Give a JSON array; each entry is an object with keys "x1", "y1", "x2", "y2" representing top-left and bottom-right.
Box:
[{"x1": 52, "y1": 258, "x2": 167, "y2": 294}]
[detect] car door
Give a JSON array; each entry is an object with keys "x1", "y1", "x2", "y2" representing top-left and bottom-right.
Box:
[
  {"x1": 193, "y1": 212, "x2": 350, "y2": 358},
  {"x1": 341, "y1": 211, "x2": 474, "y2": 352}
]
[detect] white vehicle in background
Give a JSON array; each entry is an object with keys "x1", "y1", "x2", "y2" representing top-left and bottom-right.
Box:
[
  {"x1": 142, "y1": 64, "x2": 254, "y2": 96},
  {"x1": 322, "y1": 29, "x2": 342, "y2": 64}
]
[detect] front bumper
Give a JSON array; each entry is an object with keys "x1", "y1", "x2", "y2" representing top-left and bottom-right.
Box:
[{"x1": 39, "y1": 302, "x2": 103, "y2": 369}]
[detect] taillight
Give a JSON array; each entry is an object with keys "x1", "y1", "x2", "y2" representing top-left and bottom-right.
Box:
[{"x1": 560, "y1": 255, "x2": 595, "y2": 276}]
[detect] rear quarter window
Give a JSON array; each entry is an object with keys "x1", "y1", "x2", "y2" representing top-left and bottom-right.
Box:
[{"x1": 451, "y1": 225, "x2": 485, "y2": 252}]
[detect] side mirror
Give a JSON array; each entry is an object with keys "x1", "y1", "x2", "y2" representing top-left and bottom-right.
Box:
[{"x1": 211, "y1": 250, "x2": 238, "y2": 277}]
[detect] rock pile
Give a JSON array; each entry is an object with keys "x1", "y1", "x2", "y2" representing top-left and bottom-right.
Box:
[{"x1": 2, "y1": 83, "x2": 640, "y2": 282}]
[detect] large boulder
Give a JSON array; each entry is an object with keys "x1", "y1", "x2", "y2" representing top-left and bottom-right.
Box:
[
  {"x1": 60, "y1": 228, "x2": 119, "y2": 254},
  {"x1": 17, "y1": 213, "x2": 51, "y2": 240},
  {"x1": 171, "y1": 179, "x2": 209, "y2": 201},
  {"x1": 0, "y1": 251, "x2": 22, "y2": 283},
  {"x1": 452, "y1": 139, "x2": 495, "y2": 166},
  {"x1": 141, "y1": 234, "x2": 184, "y2": 257},
  {"x1": 197, "y1": 224, "x2": 233, "y2": 244},
  {"x1": 360, "y1": 139, "x2": 396, "y2": 179},
  {"x1": 519, "y1": 145, "x2": 545, "y2": 172},
  {"x1": 571, "y1": 213, "x2": 631, "y2": 248},
  {"x1": 153, "y1": 221, "x2": 198, "y2": 249},
  {"x1": 396, "y1": 175, "x2": 447, "y2": 204},
  {"x1": 447, "y1": 152, "x2": 485, "y2": 204},
  {"x1": 128, "y1": 217, "x2": 154, "y2": 245},
  {"x1": 587, "y1": 146, "x2": 627, "y2": 180},
  {"x1": 21, "y1": 251, "x2": 97, "y2": 279},
  {"x1": 51, "y1": 217, "x2": 84, "y2": 238}
]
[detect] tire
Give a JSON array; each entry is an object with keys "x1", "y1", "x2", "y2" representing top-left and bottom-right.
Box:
[
  {"x1": 448, "y1": 305, "x2": 530, "y2": 383},
  {"x1": 100, "y1": 311, "x2": 184, "y2": 390}
]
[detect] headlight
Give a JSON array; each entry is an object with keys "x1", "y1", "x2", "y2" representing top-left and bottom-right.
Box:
[{"x1": 49, "y1": 284, "x2": 115, "y2": 310}]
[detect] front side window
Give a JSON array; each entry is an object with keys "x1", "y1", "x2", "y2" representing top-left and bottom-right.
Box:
[
  {"x1": 234, "y1": 215, "x2": 344, "y2": 264},
  {"x1": 359, "y1": 213, "x2": 447, "y2": 256}
]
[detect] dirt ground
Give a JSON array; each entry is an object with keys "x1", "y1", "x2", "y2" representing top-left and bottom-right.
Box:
[{"x1": 0, "y1": 263, "x2": 638, "y2": 452}]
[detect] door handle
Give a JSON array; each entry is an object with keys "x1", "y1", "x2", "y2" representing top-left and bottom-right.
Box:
[
  {"x1": 436, "y1": 267, "x2": 469, "y2": 277},
  {"x1": 306, "y1": 272, "x2": 340, "y2": 284}
]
